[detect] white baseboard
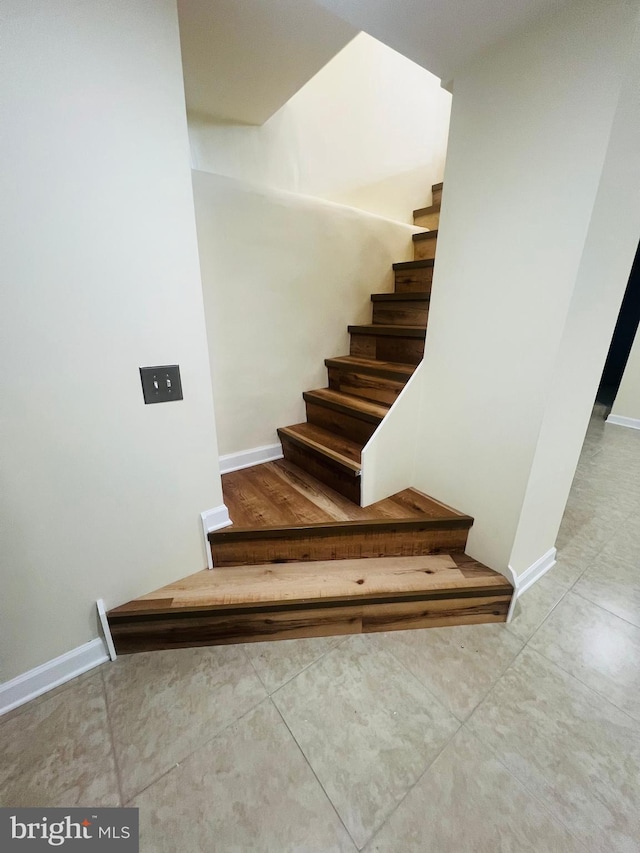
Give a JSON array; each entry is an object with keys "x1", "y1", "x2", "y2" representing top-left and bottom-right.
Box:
[
  {"x1": 201, "y1": 504, "x2": 232, "y2": 569},
  {"x1": 97, "y1": 599, "x2": 117, "y2": 662},
  {"x1": 606, "y1": 414, "x2": 640, "y2": 430},
  {"x1": 0, "y1": 638, "x2": 109, "y2": 718},
  {"x1": 219, "y1": 442, "x2": 283, "y2": 475},
  {"x1": 502, "y1": 564, "x2": 519, "y2": 623},
  {"x1": 510, "y1": 546, "x2": 557, "y2": 601}
]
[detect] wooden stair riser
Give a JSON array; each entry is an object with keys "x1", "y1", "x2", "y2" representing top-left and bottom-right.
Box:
[
  {"x1": 432, "y1": 182, "x2": 443, "y2": 205},
  {"x1": 393, "y1": 263, "x2": 434, "y2": 293},
  {"x1": 327, "y1": 366, "x2": 405, "y2": 406},
  {"x1": 210, "y1": 523, "x2": 471, "y2": 567},
  {"x1": 109, "y1": 592, "x2": 510, "y2": 653},
  {"x1": 372, "y1": 300, "x2": 429, "y2": 326},
  {"x1": 413, "y1": 209, "x2": 440, "y2": 229},
  {"x1": 350, "y1": 332, "x2": 424, "y2": 365},
  {"x1": 413, "y1": 233, "x2": 438, "y2": 261},
  {"x1": 279, "y1": 433, "x2": 360, "y2": 504},
  {"x1": 304, "y1": 400, "x2": 378, "y2": 444}
]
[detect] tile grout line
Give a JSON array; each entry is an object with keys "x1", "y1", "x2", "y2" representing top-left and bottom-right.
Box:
[
  {"x1": 345, "y1": 638, "x2": 466, "y2": 848},
  {"x1": 269, "y1": 639, "x2": 463, "y2": 851},
  {"x1": 459, "y1": 715, "x2": 591, "y2": 852},
  {"x1": 365, "y1": 635, "x2": 468, "y2": 724},
  {"x1": 362, "y1": 719, "x2": 463, "y2": 851},
  {"x1": 459, "y1": 643, "x2": 599, "y2": 852},
  {"x1": 569, "y1": 586, "x2": 640, "y2": 630},
  {"x1": 120, "y1": 695, "x2": 274, "y2": 805},
  {"x1": 268, "y1": 697, "x2": 359, "y2": 851},
  {"x1": 99, "y1": 666, "x2": 126, "y2": 807},
  {"x1": 101, "y1": 648, "x2": 270, "y2": 804},
  {"x1": 512, "y1": 529, "x2": 620, "y2": 648},
  {"x1": 523, "y1": 641, "x2": 640, "y2": 727},
  {"x1": 240, "y1": 636, "x2": 349, "y2": 697},
  {"x1": 375, "y1": 631, "x2": 524, "y2": 726}
]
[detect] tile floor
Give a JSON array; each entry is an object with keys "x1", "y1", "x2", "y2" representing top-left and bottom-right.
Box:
[{"x1": 2, "y1": 414, "x2": 640, "y2": 851}]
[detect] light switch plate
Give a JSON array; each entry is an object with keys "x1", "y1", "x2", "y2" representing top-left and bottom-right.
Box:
[{"x1": 139, "y1": 365, "x2": 183, "y2": 404}]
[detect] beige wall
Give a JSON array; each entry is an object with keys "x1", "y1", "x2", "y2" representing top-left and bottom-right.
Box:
[
  {"x1": 366, "y1": 0, "x2": 639, "y2": 575},
  {"x1": 610, "y1": 326, "x2": 640, "y2": 423},
  {"x1": 189, "y1": 33, "x2": 451, "y2": 223},
  {"x1": 192, "y1": 171, "x2": 417, "y2": 456},
  {"x1": 509, "y1": 19, "x2": 640, "y2": 572},
  {"x1": 361, "y1": 363, "x2": 424, "y2": 506},
  {"x1": 0, "y1": 0, "x2": 223, "y2": 682}
]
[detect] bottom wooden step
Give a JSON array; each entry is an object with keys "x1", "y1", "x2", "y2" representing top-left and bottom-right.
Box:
[{"x1": 107, "y1": 553, "x2": 513, "y2": 654}]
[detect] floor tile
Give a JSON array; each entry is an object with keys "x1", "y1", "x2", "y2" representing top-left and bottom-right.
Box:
[
  {"x1": 374, "y1": 624, "x2": 523, "y2": 720},
  {"x1": 132, "y1": 700, "x2": 355, "y2": 853},
  {"x1": 599, "y1": 515, "x2": 640, "y2": 565},
  {"x1": 467, "y1": 648, "x2": 640, "y2": 852},
  {"x1": 573, "y1": 552, "x2": 640, "y2": 628},
  {"x1": 244, "y1": 635, "x2": 344, "y2": 693},
  {"x1": 0, "y1": 673, "x2": 119, "y2": 807},
  {"x1": 529, "y1": 592, "x2": 640, "y2": 721},
  {"x1": 366, "y1": 727, "x2": 585, "y2": 853},
  {"x1": 549, "y1": 550, "x2": 590, "y2": 589},
  {"x1": 505, "y1": 572, "x2": 567, "y2": 642},
  {"x1": 555, "y1": 505, "x2": 622, "y2": 557},
  {"x1": 272, "y1": 635, "x2": 459, "y2": 849},
  {"x1": 103, "y1": 645, "x2": 266, "y2": 801}
]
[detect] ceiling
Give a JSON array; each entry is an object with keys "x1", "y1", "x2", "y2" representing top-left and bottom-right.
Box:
[
  {"x1": 177, "y1": 0, "x2": 578, "y2": 125},
  {"x1": 177, "y1": 0, "x2": 356, "y2": 124},
  {"x1": 310, "y1": 0, "x2": 577, "y2": 83}
]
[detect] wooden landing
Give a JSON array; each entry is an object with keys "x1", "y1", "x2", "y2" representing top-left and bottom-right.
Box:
[
  {"x1": 107, "y1": 552, "x2": 513, "y2": 654},
  {"x1": 221, "y1": 458, "x2": 461, "y2": 527}
]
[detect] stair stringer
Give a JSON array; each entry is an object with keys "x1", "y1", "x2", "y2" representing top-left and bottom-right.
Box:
[{"x1": 360, "y1": 359, "x2": 425, "y2": 506}]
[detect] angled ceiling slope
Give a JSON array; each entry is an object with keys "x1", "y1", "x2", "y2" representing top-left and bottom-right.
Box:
[
  {"x1": 177, "y1": 0, "x2": 357, "y2": 125},
  {"x1": 310, "y1": 0, "x2": 576, "y2": 82}
]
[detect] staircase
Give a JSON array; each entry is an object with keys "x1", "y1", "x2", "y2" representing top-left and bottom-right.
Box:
[
  {"x1": 106, "y1": 182, "x2": 514, "y2": 654},
  {"x1": 277, "y1": 181, "x2": 443, "y2": 505}
]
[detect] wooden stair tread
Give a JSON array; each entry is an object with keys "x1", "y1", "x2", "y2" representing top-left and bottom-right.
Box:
[
  {"x1": 303, "y1": 388, "x2": 389, "y2": 421},
  {"x1": 278, "y1": 423, "x2": 362, "y2": 470},
  {"x1": 222, "y1": 462, "x2": 468, "y2": 528},
  {"x1": 387, "y1": 487, "x2": 470, "y2": 519},
  {"x1": 108, "y1": 553, "x2": 512, "y2": 617},
  {"x1": 210, "y1": 513, "x2": 473, "y2": 542},
  {"x1": 413, "y1": 202, "x2": 441, "y2": 218},
  {"x1": 393, "y1": 259, "x2": 435, "y2": 271},
  {"x1": 348, "y1": 324, "x2": 426, "y2": 338},
  {"x1": 324, "y1": 356, "x2": 416, "y2": 381},
  {"x1": 371, "y1": 292, "x2": 430, "y2": 302},
  {"x1": 412, "y1": 229, "x2": 439, "y2": 242}
]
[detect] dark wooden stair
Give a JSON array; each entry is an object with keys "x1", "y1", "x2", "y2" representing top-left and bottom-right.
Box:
[
  {"x1": 277, "y1": 423, "x2": 362, "y2": 503},
  {"x1": 412, "y1": 229, "x2": 439, "y2": 260},
  {"x1": 393, "y1": 259, "x2": 435, "y2": 292},
  {"x1": 371, "y1": 292, "x2": 430, "y2": 326},
  {"x1": 303, "y1": 388, "x2": 388, "y2": 444},
  {"x1": 275, "y1": 181, "x2": 443, "y2": 505},
  {"x1": 413, "y1": 182, "x2": 443, "y2": 229},
  {"x1": 348, "y1": 324, "x2": 426, "y2": 366},
  {"x1": 325, "y1": 356, "x2": 416, "y2": 405}
]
